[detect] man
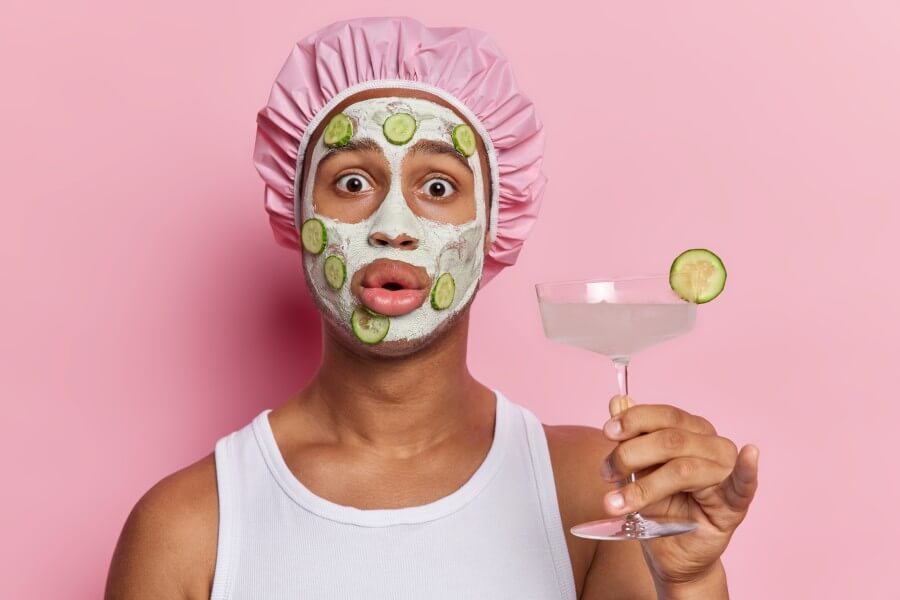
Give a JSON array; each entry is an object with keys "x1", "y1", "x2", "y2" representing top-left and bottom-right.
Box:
[{"x1": 106, "y1": 16, "x2": 758, "y2": 599}]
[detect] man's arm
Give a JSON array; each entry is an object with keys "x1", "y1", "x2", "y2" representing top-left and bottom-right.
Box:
[
  {"x1": 581, "y1": 530, "x2": 657, "y2": 599},
  {"x1": 583, "y1": 541, "x2": 728, "y2": 599},
  {"x1": 544, "y1": 425, "x2": 658, "y2": 599},
  {"x1": 105, "y1": 454, "x2": 219, "y2": 600}
]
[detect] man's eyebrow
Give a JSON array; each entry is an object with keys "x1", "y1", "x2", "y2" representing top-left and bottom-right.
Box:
[
  {"x1": 318, "y1": 137, "x2": 383, "y2": 166},
  {"x1": 406, "y1": 139, "x2": 473, "y2": 173}
]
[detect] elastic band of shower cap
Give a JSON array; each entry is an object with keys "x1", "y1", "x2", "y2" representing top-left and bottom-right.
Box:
[{"x1": 253, "y1": 15, "x2": 548, "y2": 289}]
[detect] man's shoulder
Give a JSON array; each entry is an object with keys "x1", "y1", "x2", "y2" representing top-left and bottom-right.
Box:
[
  {"x1": 540, "y1": 422, "x2": 617, "y2": 507},
  {"x1": 136, "y1": 452, "x2": 220, "y2": 531},
  {"x1": 542, "y1": 423, "x2": 615, "y2": 484},
  {"x1": 105, "y1": 453, "x2": 219, "y2": 600},
  {"x1": 542, "y1": 422, "x2": 613, "y2": 453}
]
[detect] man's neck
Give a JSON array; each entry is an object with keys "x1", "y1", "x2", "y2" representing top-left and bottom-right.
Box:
[{"x1": 302, "y1": 309, "x2": 489, "y2": 457}]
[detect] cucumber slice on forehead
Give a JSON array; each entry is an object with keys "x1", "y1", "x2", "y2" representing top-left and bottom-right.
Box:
[
  {"x1": 323, "y1": 113, "x2": 353, "y2": 147},
  {"x1": 451, "y1": 124, "x2": 476, "y2": 157},
  {"x1": 324, "y1": 255, "x2": 345, "y2": 290},
  {"x1": 351, "y1": 306, "x2": 390, "y2": 344},
  {"x1": 430, "y1": 272, "x2": 456, "y2": 310},
  {"x1": 669, "y1": 248, "x2": 727, "y2": 303},
  {"x1": 300, "y1": 218, "x2": 327, "y2": 254},
  {"x1": 383, "y1": 112, "x2": 417, "y2": 145}
]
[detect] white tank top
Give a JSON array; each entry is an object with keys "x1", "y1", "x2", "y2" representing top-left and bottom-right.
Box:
[{"x1": 209, "y1": 389, "x2": 578, "y2": 600}]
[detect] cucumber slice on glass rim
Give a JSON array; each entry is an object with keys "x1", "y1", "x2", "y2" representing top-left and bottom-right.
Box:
[
  {"x1": 300, "y1": 218, "x2": 327, "y2": 255},
  {"x1": 383, "y1": 113, "x2": 417, "y2": 145},
  {"x1": 669, "y1": 248, "x2": 727, "y2": 304},
  {"x1": 323, "y1": 113, "x2": 353, "y2": 147},
  {"x1": 451, "y1": 124, "x2": 476, "y2": 157},
  {"x1": 351, "y1": 306, "x2": 390, "y2": 344},
  {"x1": 430, "y1": 272, "x2": 456, "y2": 310},
  {"x1": 323, "y1": 255, "x2": 346, "y2": 290}
]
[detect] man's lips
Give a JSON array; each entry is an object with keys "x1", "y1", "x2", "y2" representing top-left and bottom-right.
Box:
[
  {"x1": 359, "y1": 288, "x2": 427, "y2": 317},
  {"x1": 356, "y1": 259, "x2": 430, "y2": 317}
]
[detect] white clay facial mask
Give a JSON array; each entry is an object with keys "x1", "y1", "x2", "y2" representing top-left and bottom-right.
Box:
[{"x1": 298, "y1": 96, "x2": 487, "y2": 346}]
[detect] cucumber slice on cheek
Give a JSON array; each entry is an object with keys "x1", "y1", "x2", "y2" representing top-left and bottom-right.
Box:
[
  {"x1": 324, "y1": 255, "x2": 346, "y2": 290},
  {"x1": 351, "y1": 306, "x2": 390, "y2": 344},
  {"x1": 430, "y1": 273, "x2": 456, "y2": 310},
  {"x1": 669, "y1": 248, "x2": 727, "y2": 303},
  {"x1": 300, "y1": 218, "x2": 327, "y2": 255}
]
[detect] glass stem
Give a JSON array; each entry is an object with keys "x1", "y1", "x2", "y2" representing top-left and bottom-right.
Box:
[
  {"x1": 612, "y1": 359, "x2": 637, "y2": 488},
  {"x1": 614, "y1": 358, "x2": 629, "y2": 397},
  {"x1": 613, "y1": 359, "x2": 643, "y2": 533}
]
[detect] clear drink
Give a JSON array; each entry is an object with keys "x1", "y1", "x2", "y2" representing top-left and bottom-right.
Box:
[
  {"x1": 538, "y1": 301, "x2": 696, "y2": 362},
  {"x1": 535, "y1": 275, "x2": 700, "y2": 540}
]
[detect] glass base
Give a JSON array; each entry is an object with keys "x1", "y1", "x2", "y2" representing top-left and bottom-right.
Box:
[{"x1": 571, "y1": 513, "x2": 698, "y2": 540}]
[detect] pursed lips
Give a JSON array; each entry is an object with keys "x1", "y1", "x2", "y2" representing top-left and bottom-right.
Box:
[{"x1": 353, "y1": 259, "x2": 431, "y2": 317}]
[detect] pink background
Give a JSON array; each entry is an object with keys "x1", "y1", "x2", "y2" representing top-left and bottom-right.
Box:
[{"x1": 3, "y1": 1, "x2": 898, "y2": 598}]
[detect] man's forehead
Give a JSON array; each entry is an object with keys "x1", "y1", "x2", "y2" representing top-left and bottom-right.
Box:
[
  {"x1": 317, "y1": 137, "x2": 473, "y2": 173},
  {"x1": 342, "y1": 93, "x2": 458, "y2": 116}
]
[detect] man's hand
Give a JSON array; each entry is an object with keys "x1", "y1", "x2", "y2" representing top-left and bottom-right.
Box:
[{"x1": 601, "y1": 395, "x2": 759, "y2": 597}]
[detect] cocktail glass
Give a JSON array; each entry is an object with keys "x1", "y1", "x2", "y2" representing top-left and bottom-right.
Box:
[{"x1": 535, "y1": 274, "x2": 699, "y2": 540}]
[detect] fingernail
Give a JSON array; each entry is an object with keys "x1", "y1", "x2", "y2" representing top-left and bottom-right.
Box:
[
  {"x1": 607, "y1": 492, "x2": 625, "y2": 511},
  {"x1": 604, "y1": 418, "x2": 622, "y2": 438}
]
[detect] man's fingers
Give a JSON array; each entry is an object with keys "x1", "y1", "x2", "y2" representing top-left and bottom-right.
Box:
[
  {"x1": 603, "y1": 400, "x2": 717, "y2": 440},
  {"x1": 722, "y1": 444, "x2": 760, "y2": 511},
  {"x1": 609, "y1": 394, "x2": 633, "y2": 417},
  {"x1": 602, "y1": 429, "x2": 737, "y2": 481},
  {"x1": 603, "y1": 457, "x2": 731, "y2": 515}
]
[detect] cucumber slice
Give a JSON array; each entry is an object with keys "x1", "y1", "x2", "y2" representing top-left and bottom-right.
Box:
[
  {"x1": 669, "y1": 248, "x2": 727, "y2": 304},
  {"x1": 451, "y1": 124, "x2": 476, "y2": 157},
  {"x1": 324, "y1": 255, "x2": 345, "y2": 290},
  {"x1": 383, "y1": 113, "x2": 416, "y2": 145},
  {"x1": 323, "y1": 113, "x2": 353, "y2": 147},
  {"x1": 300, "y1": 218, "x2": 326, "y2": 255},
  {"x1": 430, "y1": 272, "x2": 455, "y2": 310},
  {"x1": 351, "y1": 305, "x2": 390, "y2": 344}
]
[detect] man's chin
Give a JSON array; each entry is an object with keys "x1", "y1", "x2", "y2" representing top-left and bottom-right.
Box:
[{"x1": 323, "y1": 303, "x2": 467, "y2": 359}]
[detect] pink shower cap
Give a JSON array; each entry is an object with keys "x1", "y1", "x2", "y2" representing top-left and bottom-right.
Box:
[{"x1": 253, "y1": 16, "x2": 547, "y2": 288}]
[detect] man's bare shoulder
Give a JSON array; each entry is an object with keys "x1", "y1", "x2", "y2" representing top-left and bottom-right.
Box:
[
  {"x1": 542, "y1": 423, "x2": 613, "y2": 459},
  {"x1": 105, "y1": 453, "x2": 219, "y2": 600},
  {"x1": 541, "y1": 423, "x2": 619, "y2": 524}
]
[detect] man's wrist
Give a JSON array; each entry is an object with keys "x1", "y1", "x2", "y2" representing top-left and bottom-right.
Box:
[{"x1": 654, "y1": 559, "x2": 728, "y2": 600}]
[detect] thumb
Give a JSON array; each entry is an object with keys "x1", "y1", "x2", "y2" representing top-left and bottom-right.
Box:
[
  {"x1": 608, "y1": 394, "x2": 633, "y2": 418},
  {"x1": 722, "y1": 444, "x2": 760, "y2": 511}
]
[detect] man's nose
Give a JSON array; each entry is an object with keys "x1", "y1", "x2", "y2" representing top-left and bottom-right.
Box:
[
  {"x1": 366, "y1": 180, "x2": 424, "y2": 249},
  {"x1": 368, "y1": 231, "x2": 419, "y2": 250}
]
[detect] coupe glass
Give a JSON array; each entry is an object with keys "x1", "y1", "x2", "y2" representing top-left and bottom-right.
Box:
[{"x1": 535, "y1": 275, "x2": 699, "y2": 540}]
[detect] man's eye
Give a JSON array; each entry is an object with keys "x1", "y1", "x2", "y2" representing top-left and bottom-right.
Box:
[
  {"x1": 420, "y1": 177, "x2": 456, "y2": 199},
  {"x1": 335, "y1": 174, "x2": 373, "y2": 193}
]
